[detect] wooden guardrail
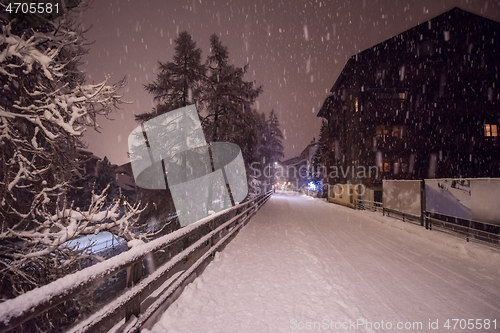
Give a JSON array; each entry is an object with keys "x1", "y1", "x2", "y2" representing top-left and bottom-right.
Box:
[{"x1": 0, "y1": 191, "x2": 272, "y2": 333}]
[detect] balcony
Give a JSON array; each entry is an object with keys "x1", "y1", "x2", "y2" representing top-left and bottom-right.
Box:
[{"x1": 373, "y1": 135, "x2": 407, "y2": 151}]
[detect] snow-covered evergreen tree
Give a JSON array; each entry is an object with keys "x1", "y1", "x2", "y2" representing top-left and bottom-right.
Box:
[
  {"x1": 202, "y1": 34, "x2": 262, "y2": 145},
  {"x1": 94, "y1": 157, "x2": 120, "y2": 202},
  {"x1": 255, "y1": 110, "x2": 285, "y2": 186},
  {"x1": 258, "y1": 110, "x2": 284, "y2": 164},
  {"x1": 267, "y1": 110, "x2": 285, "y2": 162},
  {"x1": 135, "y1": 31, "x2": 207, "y2": 225},
  {"x1": 71, "y1": 156, "x2": 120, "y2": 209},
  {"x1": 140, "y1": 31, "x2": 206, "y2": 121},
  {"x1": 0, "y1": 1, "x2": 145, "y2": 312},
  {"x1": 311, "y1": 120, "x2": 328, "y2": 182}
]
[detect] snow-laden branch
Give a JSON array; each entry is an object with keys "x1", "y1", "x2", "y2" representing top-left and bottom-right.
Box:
[
  {"x1": 5, "y1": 192, "x2": 145, "y2": 261},
  {"x1": 0, "y1": 8, "x2": 145, "y2": 311},
  {"x1": 1, "y1": 184, "x2": 147, "y2": 262}
]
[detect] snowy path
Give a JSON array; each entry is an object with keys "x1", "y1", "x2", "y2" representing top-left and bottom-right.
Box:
[{"x1": 145, "y1": 192, "x2": 500, "y2": 333}]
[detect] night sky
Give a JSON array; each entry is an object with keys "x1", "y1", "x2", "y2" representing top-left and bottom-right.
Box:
[{"x1": 81, "y1": 0, "x2": 500, "y2": 166}]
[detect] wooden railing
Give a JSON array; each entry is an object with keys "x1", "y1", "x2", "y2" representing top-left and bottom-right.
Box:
[{"x1": 0, "y1": 191, "x2": 272, "y2": 333}]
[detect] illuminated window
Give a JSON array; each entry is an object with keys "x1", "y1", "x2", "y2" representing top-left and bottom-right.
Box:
[
  {"x1": 484, "y1": 124, "x2": 498, "y2": 137},
  {"x1": 355, "y1": 100, "x2": 359, "y2": 112},
  {"x1": 392, "y1": 125, "x2": 405, "y2": 138},
  {"x1": 376, "y1": 125, "x2": 388, "y2": 138},
  {"x1": 379, "y1": 162, "x2": 391, "y2": 173}
]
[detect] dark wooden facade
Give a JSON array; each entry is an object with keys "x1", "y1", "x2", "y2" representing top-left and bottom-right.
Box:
[{"x1": 318, "y1": 7, "x2": 500, "y2": 186}]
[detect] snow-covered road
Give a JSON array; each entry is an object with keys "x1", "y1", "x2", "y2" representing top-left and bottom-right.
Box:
[{"x1": 145, "y1": 192, "x2": 500, "y2": 333}]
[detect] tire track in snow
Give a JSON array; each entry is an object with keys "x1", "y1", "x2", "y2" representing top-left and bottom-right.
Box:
[
  {"x1": 367, "y1": 230, "x2": 500, "y2": 315},
  {"x1": 314, "y1": 202, "x2": 452, "y2": 319},
  {"x1": 311, "y1": 197, "x2": 500, "y2": 319},
  {"x1": 324, "y1": 201, "x2": 500, "y2": 316},
  {"x1": 284, "y1": 196, "x2": 390, "y2": 330},
  {"x1": 297, "y1": 200, "x2": 413, "y2": 324}
]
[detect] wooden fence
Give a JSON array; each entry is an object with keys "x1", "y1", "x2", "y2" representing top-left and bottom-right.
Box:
[{"x1": 0, "y1": 191, "x2": 272, "y2": 333}]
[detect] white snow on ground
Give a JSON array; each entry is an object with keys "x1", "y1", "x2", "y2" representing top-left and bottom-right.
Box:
[
  {"x1": 145, "y1": 191, "x2": 500, "y2": 333},
  {"x1": 64, "y1": 231, "x2": 124, "y2": 253}
]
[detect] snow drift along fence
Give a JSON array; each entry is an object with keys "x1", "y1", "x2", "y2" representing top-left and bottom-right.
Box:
[
  {"x1": 0, "y1": 190, "x2": 272, "y2": 333},
  {"x1": 353, "y1": 179, "x2": 500, "y2": 248},
  {"x1": 425, "y1": 213, "x2": 500, "y2": 247}
]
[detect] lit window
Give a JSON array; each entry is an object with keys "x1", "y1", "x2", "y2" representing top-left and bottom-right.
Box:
[
  {"x1": 484, "y1": 124, "x2": 498, "y2": 137},
  {"x1": 355, "y1": 100, "x2": 359, "y2": 112},
  {"x1": 392, "y1": 125, "x2": 404, "y2": 138},
  {"x1": 379, "y1": 162, "x2": 391, "y2": 173},
  {"x1": 376, "y1": 125, "x2": 388, "y2": 138}
]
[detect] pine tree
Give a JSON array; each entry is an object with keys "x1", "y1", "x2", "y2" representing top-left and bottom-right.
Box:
[
  {"x1": 255, "y1": 110, "x2": 285, "y2": 186},
  {"x1": 267, "y1": 110, "x2": 285, "y2": 163},
  {"x1": 140, "y1": 31, "x2": 206, "y2": 122},
  {"x1": 202, "y1": 34, "x2": 262, "y2": 145},
  {"x1": 72, "y1": 156, "x2": 120, "y2": 209},
  {"x1": 311, "y1": 120, "x2": 329, "y2": 185},
  {"x1": 94, "y1": 157, "x2": 120, "y2": 202},
  {"x1": 259, "y1": 110, "x2": 284, "y2": 164},
  {"x1": 135, "y1": 31, "x2": 206, "y2": 224}
]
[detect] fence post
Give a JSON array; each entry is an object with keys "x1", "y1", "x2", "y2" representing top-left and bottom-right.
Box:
[
  {"x1": 125, "y1": 260, "x2": 143, "y2": 321},
  {"x1": 420, "y1": 179, "x2": 426, "y2": 228}
]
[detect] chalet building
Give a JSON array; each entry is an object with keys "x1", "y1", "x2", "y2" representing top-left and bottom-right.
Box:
[
  {"x1": 282, "y1": 140, "x2": 319, "y2": 189},
  {"x1": 317, "y1": 7, "x2": 500, "y2": 188},
  {"x1": 114, "y1": 162, "x2": 138, "y2": 201},
  {"x1": 76, "y1": 149, "x2": 102, "y2": 178},
  {"x1": 76, "y1": 150, "x2": 138, "y2": 201}
]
